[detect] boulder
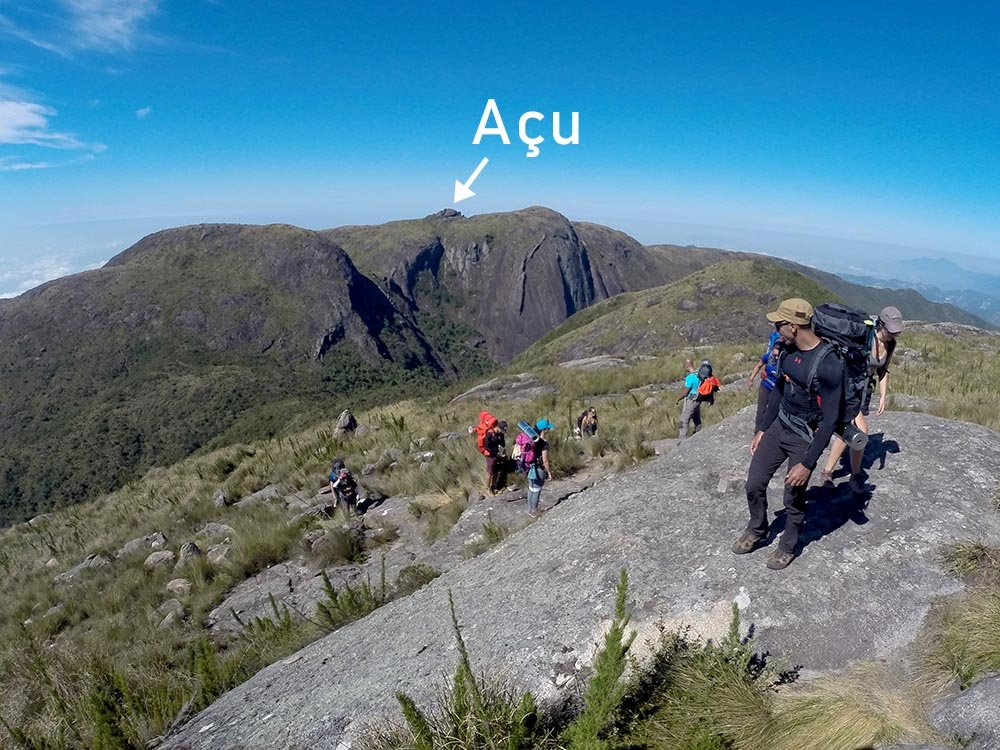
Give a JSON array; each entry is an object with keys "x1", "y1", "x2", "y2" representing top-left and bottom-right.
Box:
[
  {"x1": 213, "y1": 489, "x2": 230, "y2": 507},
  {"x1": 932, "y1": 674, "x2": 1000, "y2": 750},
  {"x1": 206, "y1": 544, "x2": 231, "y2": 567},
  {"x1": 235, "y1": 485, "x2": 282, "y2": 508},
  {"x1": 437, "y1": 432, "x2": 462, "y2": 442},
  {"x1": 45, "y1": 558, "x2": 59, "y2": 570},
  {"x1": 195, "y1": 523, "x2": 236, "y2": 542},
  {"x1": 167, "y1": 578, "x2": 193, "y2": 598},
  {"x1": 334, "y1": 409, "x2": 358, "y2": 436},
  {"x1": 284, "y1": 496, "x2": 311, "y2": 512},
  {"x1": 156, "y1": 598, "x2": 186, "y2": 629},
  {"x1": 175, "y1": 542, "x2": 203, "y2": 569},
  {"x1": 43, "y1": 603, "x2": 65, "y2": 619},
  {"x1": 117, "y1": 532, "x2": 168, "y2": 559},
  {"x1": 53, "y1": 553, "x2": 113, "y2": 584},
  {"x1": 381, "y1": 448, "x2": 403, "y2": 462},
  {"x1": 144, "y1": 550, "x2": 177, "y2": 572},
  {"x1": 644, "y1": 397, "x2": 660, "y2": 407},
  {"x1": 362, "y1": 463, "x2": 377, "y2": 477}
]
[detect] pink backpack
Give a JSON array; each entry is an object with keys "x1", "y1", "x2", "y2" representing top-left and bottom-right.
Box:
[{"x1": 513, "y1": 432, "x2": 536, "y2": 472}]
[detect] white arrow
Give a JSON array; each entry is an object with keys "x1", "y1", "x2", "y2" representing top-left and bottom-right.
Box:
[{"x1": 453, "y1": 157, "x2": 489, "y2": 203}]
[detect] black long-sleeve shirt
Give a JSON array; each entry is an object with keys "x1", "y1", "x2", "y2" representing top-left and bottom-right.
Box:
[
  {"x1": 759, "y1": 342, "x2": 844, "y2": 470},
  {"x1": 484, "y1": 431, "x2": 505, "y2": 458}
]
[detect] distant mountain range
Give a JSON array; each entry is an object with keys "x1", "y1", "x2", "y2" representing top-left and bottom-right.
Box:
[
  {"x1": 839, "y1": 256, "x2": 1000, "y2": 326},
  {"x1": 0, "y1": 207, "x2": 989, "y2": 523}
]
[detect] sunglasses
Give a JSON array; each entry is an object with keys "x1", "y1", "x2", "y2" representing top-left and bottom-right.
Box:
[{"x1": 774, "y1": 321, "x2": 790, "y2": 330}]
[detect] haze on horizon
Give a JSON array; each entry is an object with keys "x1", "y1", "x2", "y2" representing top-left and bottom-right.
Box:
[{"x1": 1, "y1": 1, "x2": 998, "y2": 298}]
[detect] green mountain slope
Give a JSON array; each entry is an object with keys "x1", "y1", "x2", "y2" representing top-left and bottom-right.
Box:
[
  {"x1": 0, "y1": 224, "x2": 454, "y2": 524},
  {"x1": 517, "y1": 258, "x2": 835, "y2": 366}
]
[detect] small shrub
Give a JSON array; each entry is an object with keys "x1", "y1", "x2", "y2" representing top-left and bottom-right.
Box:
[
  {"x1": 316, "y1": 561, "x2": 389, "y2": 631},
  {"x1": 309, "y1": 526, "x2": 367, "y2": 568},
  {"x1": 357, "y1": 590, "x2": 544, "y2": 750},
  {"x1": 562, "y1": 569, "x2": 635, "y2": 750},
  {"x1": 941, "y1": 540, "x2": 1000, "y2": 579},
  {"x1": 423, "y1": 499, "x2": 467, "y2": 544},
  {"x1": 394, "y1": 564, "x2": 440, "y2": 597},
  {"x1": 924, "y1": 586, "x2": 1000, "y2": 688},
  {"x1": 463, "y1": 513, "x2": 510, "y2": 559},
  {"x1": 228, "y1": 506, "x2": 301, "y2": 577}
]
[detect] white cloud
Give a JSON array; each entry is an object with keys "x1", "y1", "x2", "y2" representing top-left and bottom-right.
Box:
[
  {"x1": 135, "y1": 105, "x2": 151, "y2": 119},
  {"x1": 0, "y1": 257, "x2": 76, "y2": 298},
  {"x1": 64, "y1": 0, "x2": 160, "y2": 53},
  {"x1": 0, "y1": 100, "x2": 87, "y2": 148},
  {"x1": 0, "y1": 157, "x2": 53, "y2": 171},
  {"x1": 0, "y1": 153, "x2": 97, "y2": 171},
  {"x1": 0, "y1": 1, "x2": 160, "y2": 56}
]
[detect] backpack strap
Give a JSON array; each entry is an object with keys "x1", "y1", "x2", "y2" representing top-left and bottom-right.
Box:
[{"x1": 802, "y1": 341, "x2": 835, "y2": 398}]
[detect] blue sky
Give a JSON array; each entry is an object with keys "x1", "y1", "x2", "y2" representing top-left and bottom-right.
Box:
[{"x1": 1, "y1": 1, "x2": 999, "y2": 296}]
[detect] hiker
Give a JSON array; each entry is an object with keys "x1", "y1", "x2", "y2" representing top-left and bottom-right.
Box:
[
  {"x1": 329, "y1": 459, "x2": 361, "y2": 514},
  {"x1": 473, "y1": 410, "x2": 500, "y2": 493},
  {"x1": 526, "y1": 419, "x2": 554, "y2": 516},
  {"x1": 677, "y1": 359, "x2": 718, "y2": 437},
  {"x1": 747, "y1": 332, "x2": 785, "y2": 432},
  {"x1": 577, "y1": 407, "x2": 599, "y2": 437},
  {"x1": 820, "y1": 306, "x2": 903, "y2": 492},
  {"x1": 484, "y1": 419, "x2": 508, "y2": 495},
  {"x1": 733, "y1": 298, "x2": 845, "y2": 570}
]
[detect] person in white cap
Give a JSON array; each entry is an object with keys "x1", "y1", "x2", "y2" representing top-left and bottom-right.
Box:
[{"x1": 820, "y1": 306, "x2": 904, "y2": 492}]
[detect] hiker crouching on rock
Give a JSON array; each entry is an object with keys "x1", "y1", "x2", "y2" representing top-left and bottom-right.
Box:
[
  {"x1": 526, "y1": 420, "x2": 554, "y2": 517},
  {"x1": 576, "y1": 407, "x2": 599, "y2": 437},
  {"x1": 484, "y1": 420, "x2": 508, "y2": 495},
  {"x1": 734, "y1": 298, "x2": 845, "y2": 570},
  {"x1": 820, "y1": 306, "x2": 903, "y2": 493},
  {"x1": 329, "y1": 459, "x2": 361, "y2": 514}
]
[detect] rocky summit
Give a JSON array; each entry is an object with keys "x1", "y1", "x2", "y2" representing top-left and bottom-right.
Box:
[{"x1": 163, "y1": 408, "x2": 1000, "y2": 749}]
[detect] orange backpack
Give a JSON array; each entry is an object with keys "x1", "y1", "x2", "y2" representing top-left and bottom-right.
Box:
[
  {"x1": 474, "y1": 410, "x2": 498, "y2": 456},
  {"x1": 697, "y1": 375, "x2": 722, "y2": 402}
]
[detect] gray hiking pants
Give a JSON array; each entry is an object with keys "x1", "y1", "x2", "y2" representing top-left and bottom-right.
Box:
[
  {"x1": 679, "y1": 398, "x2": 701, "y2": 438},
  {"x1": 744, "y1": 420, "x2": 810, "y2": 555}
]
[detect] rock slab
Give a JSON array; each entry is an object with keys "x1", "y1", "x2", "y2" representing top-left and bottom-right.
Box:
[{"x1": 163, "y1": 410, "x2": 1000, "y2": 750}]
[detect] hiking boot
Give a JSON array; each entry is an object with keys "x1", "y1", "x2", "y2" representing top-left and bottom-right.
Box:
[
  {"x1": 766, "y1": 549, "x2": 796, "y2": 570},
  {"x1": 731, "y1": 530, "x2": 765, "y2": 555},
  {"x1": 848, "y1": 474, "x2": 867, "y2": 494}
]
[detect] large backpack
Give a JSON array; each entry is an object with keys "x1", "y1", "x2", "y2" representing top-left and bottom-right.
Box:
[
  {"x1": 811, "y1": 303, "x2": 875, "y2": 420},
  {"x1": 779, "y1": 303, "x2": 874, "y2": 436},
  {"x1": 512, "y1": 421, "x2": 539, "y2": 473},
  {"x1": 696, "y1": 362, "x2": 713, "y2": 381},
  {"x1": 473, "y1": 410, "x2": 498, "y2": 457},
  {"x1": 696, "y1": 375, "x2": 722, "y2": 404}
]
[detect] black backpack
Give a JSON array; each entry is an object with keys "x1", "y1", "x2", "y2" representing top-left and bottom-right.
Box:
[
  {"x1": 777, "y1": 303, "x2": 873, "y2": 437},
  {"x1": 811, "y1": 303, "x2": 875, "y2": 419},
  {"x1": 696, "y1": 362, "x2": 713, "y2": 381}
]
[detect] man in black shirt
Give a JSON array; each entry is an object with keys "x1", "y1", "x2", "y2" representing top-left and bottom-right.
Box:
[
  {"x1": 484, "y1": 420, "x2": 507, "y2": 495},
  {"x1": 733, "y1": 298, "x2": 845, "y2": 570}
]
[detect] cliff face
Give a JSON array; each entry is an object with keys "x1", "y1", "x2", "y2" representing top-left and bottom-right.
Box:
[{"x1": 325, "y1": 207, "x2": 697, "y2": 363}]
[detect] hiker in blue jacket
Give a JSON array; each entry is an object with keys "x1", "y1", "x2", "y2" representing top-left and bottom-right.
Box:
[
  {"x1": 526, "y1": 419, "x2": 554, "y2": 516},
  {"x1": 747, "y1": 332, "x2": 784, "y2": 432}
]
